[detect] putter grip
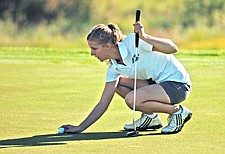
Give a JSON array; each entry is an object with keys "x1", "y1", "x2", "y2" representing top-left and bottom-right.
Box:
[{"x1": 135, "y1": 10, "x2": 141, "y2": 47}]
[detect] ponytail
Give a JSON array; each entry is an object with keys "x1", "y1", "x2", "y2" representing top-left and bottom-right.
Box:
[{"x1": 87, "y1": 23, "x2": 123, "y2": 45}]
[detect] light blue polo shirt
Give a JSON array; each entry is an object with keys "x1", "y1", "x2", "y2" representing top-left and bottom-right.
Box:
[{"x1": 106, "y1": 33, "x2": 191, "y2": 85}]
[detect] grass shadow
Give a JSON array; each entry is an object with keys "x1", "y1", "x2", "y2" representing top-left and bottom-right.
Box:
[
  {"x1": 0, "y1": 131, "x2": 167, "y2": 148},
  {"x1": 0, "y1": 131, "x2": 127, "y2": 148}
]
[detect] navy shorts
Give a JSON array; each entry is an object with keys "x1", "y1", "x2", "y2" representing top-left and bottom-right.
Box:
[{"x1": 148, "y1": 79, "x2": 192, "y2": 104}]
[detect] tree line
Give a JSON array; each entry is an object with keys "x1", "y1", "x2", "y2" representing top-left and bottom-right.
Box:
[
  {"x1": 0, "y1": 0, "x2": 224, "y2": 36},
  {"x1": 0, "y1": 0, "x2": 92, "y2": 26}
]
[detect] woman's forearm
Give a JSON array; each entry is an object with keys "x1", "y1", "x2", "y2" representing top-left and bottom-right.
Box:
[
  {"x1": 78, "y1": 82, "x2": 116, "y2": 132},
  {"x1": 78, "y1": 101, "x2": 110, "y2": 132},
  {"x1": 141, "y1": 34, "x2": 178, "y2": 54}
]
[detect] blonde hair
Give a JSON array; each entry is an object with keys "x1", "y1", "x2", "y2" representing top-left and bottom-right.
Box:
[{"x1": 87, "y1": 23, "x2": 124, "y2": 45}]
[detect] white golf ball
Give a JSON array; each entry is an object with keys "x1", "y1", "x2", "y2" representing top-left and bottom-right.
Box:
[{"x1": 58, "y1": 127, "x2": 65, "y2": 134}]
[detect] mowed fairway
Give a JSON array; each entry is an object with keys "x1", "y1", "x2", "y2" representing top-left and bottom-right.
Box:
[{"x1": 0, "y1": 47, "x2": 225, "y2": 153}]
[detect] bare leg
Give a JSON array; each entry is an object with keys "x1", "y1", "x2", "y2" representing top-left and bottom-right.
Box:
[
  {"x1": 115, "y1": 76, "x2": 149, "y2": 98},
  {"x1": 125, "y1": 84, "x2": 179, "y2": 114},
  {"x1": 119, "y1": 77, "x2": 191, "y2": 133}
]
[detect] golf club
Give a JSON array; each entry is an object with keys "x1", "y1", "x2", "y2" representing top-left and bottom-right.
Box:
[{"x1": 126, "y1": 9, "x2": 141, "y2": 137}]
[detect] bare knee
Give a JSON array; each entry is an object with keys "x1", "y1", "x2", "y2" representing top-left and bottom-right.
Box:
[
  {"x1": 125, "y1": 92, "x2": 143, "y2": 110},
  {"x1": 125, "y1": 92, "x2": 133, "y2": 109},
  {"x1": 125, "y1": 91, "x2": 146, "y2": 111}
]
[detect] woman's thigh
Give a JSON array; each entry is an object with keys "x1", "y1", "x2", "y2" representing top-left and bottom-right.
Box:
[
  {"x1": 134, "y1": 81, "x2": 191, "y2": 105},
  {"x1": 135, "y1": 84, "x2": 171, "y2": 104}
]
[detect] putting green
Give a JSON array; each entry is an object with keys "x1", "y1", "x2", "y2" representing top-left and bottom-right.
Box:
[{"x1": 0, "y1": 48, "x2": 225, "y2": 153}]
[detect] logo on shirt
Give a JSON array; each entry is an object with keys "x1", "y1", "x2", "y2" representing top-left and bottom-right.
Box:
[{"x1": 132, "y1": 54, "x2": 140, "y2": 64}]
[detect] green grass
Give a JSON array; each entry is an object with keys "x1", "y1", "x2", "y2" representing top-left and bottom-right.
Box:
[{"x1": 0, "y1": 47, "x2": 225, "y2": 153}]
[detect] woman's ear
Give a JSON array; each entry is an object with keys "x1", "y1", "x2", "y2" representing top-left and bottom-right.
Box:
[{"x1": 105, "y1": 43, "x2": 113, "y2": 48}]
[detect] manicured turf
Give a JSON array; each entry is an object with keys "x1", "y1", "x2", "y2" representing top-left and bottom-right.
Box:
[{"x1": 0, "y1": 47, "x2": 225, "y2": 153}]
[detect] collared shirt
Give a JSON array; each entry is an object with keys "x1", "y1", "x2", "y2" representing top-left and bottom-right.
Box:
[{"x1": 106, "y1": 33, "x2": 191, "y2": 85}]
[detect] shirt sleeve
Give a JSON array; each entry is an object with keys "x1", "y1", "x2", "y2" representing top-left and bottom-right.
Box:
[{"x1": 106, "y1": 65, "x2": 119, "y2": 82}]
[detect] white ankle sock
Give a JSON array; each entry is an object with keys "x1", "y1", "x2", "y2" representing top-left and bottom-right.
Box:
[
  {"x1": 147, "y1": 113, "x2": 157, "y2": 118},
  {"x1": 174, "y1": 107, "x2": 183, "y2": 115}
]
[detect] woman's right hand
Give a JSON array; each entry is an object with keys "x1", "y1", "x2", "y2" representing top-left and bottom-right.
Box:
[
  {"x1": 59, "y1": 124, "x2": 83, "y2": 133},
  {"x1": 133, "y1": 21, "x2": 146, "y2": 39}
]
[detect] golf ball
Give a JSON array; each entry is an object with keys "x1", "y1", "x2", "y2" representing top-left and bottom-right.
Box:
[{"x1": 58, "y1": 127, "x2": 65, "y2": 134}]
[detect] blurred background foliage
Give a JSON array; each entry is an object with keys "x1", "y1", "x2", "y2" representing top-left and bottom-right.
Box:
[{"x1": 0, "y1": 0, "x2": 224, "y2": 49}]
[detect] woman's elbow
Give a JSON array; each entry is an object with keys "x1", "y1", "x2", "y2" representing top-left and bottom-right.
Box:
[
  {"x1": 169, "y1": 40, "x2": 178, "y2": 53},
  {"x1": 172, "y1": 44, "x2": 178, "y2": 53}
]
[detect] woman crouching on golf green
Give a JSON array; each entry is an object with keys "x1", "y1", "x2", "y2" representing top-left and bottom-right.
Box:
[{"x1": 60, "y1": 21, "x2": 192, "y2": 134}]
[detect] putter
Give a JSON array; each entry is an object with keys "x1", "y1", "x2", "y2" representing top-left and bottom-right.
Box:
[{"x1": 126, "y1": 9, "x2": 141, "y2": 137}]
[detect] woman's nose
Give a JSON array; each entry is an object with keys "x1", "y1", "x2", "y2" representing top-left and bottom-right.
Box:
[{"x1": 91, "y1": 50, "x2": 95, "y2": 56}]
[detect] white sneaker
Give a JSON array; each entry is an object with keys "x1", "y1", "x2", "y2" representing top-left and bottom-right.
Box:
[
  {"x1": 124, "y1": 114, "x2": 163, "y2": 131},
  {"x1": 161, "y1": 105, "x2": 192, "y2": 134}
]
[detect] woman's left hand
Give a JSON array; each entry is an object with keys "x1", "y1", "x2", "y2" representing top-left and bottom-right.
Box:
[{"x1": 133, "y1": 21, "x2": 145, "y2": 39}]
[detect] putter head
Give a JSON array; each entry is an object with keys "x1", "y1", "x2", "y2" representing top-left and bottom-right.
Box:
[{"x1": 126, "y1": 130, "x2": 139, "y2": 137}]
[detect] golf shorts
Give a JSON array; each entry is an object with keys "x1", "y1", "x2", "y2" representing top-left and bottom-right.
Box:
[{"x1": 147, "y1": 79, "x2": 192, "y2": 104}]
